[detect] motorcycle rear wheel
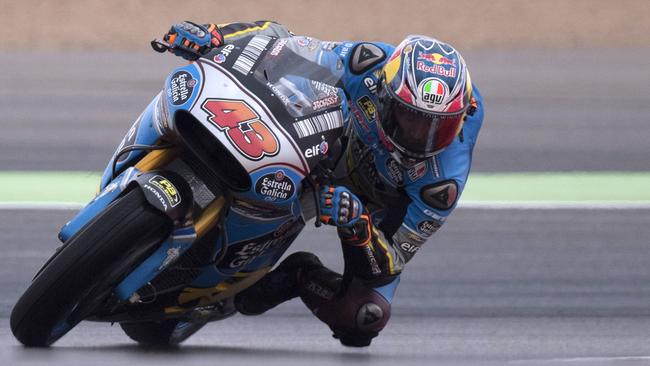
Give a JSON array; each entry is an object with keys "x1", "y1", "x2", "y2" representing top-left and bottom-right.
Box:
[
  {"x1": 120, "y1": 319, "x2": 207, "y2": 346},
  {"x1": 10, "y1": 188, "x2": 172, "y2": 347}
]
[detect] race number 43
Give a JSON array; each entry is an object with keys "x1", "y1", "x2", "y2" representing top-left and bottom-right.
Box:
[{"x1": 201, "y1": 99, "x2": 280, "y2": 160}]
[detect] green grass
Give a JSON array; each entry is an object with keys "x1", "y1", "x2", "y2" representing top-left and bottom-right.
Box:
[
  {"x1": 0, "y1": 171, "x2": 648, "y2": 204},
  {"x1": 463, "y1": 172, "x2": 650, "y2": 202}
]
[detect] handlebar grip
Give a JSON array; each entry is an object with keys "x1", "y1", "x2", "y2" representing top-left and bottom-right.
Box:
[{"x1": 151, "y1": 39, "x2": 171, "y2": 53}]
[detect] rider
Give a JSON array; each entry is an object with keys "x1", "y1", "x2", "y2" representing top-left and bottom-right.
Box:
[{"x1": 162, "y1": 21, "x2": 484, "y2": 347}]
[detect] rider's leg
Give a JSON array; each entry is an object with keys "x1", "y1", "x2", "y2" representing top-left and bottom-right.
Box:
[
  {"x1": 234, "y1": 251, "x2": 323, "y2": 315},
  {"x1": 234, "y1": 249, "x2": 397, "y2": 347},
  {"x1": 296, "y1": 265, "x2": 395, "y2": 347}
]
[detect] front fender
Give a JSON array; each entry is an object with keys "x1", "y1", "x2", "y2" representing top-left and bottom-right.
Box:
[
  {"x1": 131, "y1": 170, "x2": 193, "y2": 222},
  {"x1": 59, "y1": 169, "x2": 193, "y2": 243}
]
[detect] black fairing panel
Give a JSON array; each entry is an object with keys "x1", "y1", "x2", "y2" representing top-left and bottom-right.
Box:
[{"x1": 174, "y1": 110, "x2": 252, "y2": 192}]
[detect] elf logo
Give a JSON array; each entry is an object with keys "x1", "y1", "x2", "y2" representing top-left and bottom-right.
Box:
[{"x1": 304, "y1": 140, "x2": 329, "y2": 159}]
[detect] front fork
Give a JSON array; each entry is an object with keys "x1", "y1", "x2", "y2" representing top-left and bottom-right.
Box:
[{"x1": 58, "y1": 148, "x2": 226, "y2": 302}]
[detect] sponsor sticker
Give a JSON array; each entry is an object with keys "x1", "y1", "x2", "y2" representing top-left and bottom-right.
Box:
[
  {"x1": 269, "y1": 38, "x2": 288, "y2": 56},
  {"x1": 158, "y1": 247, "x2": 181, "y2": 271},
  {"x1": 364, "y1": 77, "x2": 377, "y2": 94},
  {"x1": 416, "y1": 61, "x2": 457, "y2": 78},
  {"x1": 385, "y1": 158, "x2": 404, "y2": 185},
  {"x1": 351, "y1": 106, "x2": 371, "y2": 133},
  {"x1": 297, "y1": 37, "x2": 311, "y2": 47},
  {"x1": 420, "y1": 78, "x2": 448, "y2": 105},
  {"x1": 339, "y1": 42, "x2": 354, "y2": 58},
  {"x1": 221, "y1": 218, "x2": 304, "y2": 269},
  {"x1": 407, "y1": 161, "x2": 427, "y2": 182},
  {"x1": 148, "y1": 175, "x2": 181, "y2": 208},
  {"x1": 399, "y1": 242, "x2": 420, "y2": 255},
  {"x1": 168, "y1": 71, "x2": 195, "y2": 106},
  {"x1": 233, "y1": 35, "x2": 271, "y2": 75},
  {"x1": 417, "y1": 52, "x2": 456, "y2": 66},
  {"x1": 312, "y1": 94, "x2": 340, "y2": 110},
  {"x1": 213, "y1": 44, "x2": 235, "y2": 64},
  {"x1": 423, "y1": 209, "x2": 447, "y2": 221},
  {"x1": 266, "y1": 82, "x2": 291, "y2": 105},
  {"x1": 230, "y1": 197, "x2": 291, "y2": 220},
  {"x1": 417, "y1": 220, "x2": 441, "y2": 236},
  {"x1": 357, "y1": 96, "x2": 377, "y2": 121},
  {"x1": 116, "y1": 116, "x2": 141, "y2": 162},
  {"x1": 310, "y1": 80, "x2": 338, "y2": 97},
  {"x1": 292, "y1": 110, "x2": 344, "y2": 138},
  {"x1": 254, "y1": 170, "x2": 296, "y2": 202},
  {"x1": 321, "y1": 41, "x2": 340, "y2": 51},
  {"x1": 304, "y1": 140, "x2": 329, "y2": 159}
]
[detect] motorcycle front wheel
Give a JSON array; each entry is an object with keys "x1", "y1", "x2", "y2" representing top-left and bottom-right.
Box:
[{"x1": 10, "y1": 188, "x2": 172, "y2": 347}]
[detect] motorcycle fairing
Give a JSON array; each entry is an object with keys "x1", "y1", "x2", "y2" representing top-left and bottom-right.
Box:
[{"x1": 188, "y1": 206, "x2": 305, "y2": 287}]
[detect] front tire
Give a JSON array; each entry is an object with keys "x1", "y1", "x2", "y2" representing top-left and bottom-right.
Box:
[{"x1": 10, "y1": 188, "x2": 172, "y2": 347}]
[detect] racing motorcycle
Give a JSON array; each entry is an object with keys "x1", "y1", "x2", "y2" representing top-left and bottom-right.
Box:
[{"x1": 10, "y1": 34, "x2": 349, "y2": 347}]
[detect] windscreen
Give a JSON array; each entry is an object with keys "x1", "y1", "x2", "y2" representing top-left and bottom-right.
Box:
[{"x1": 253, "y1": 37, "x2": 346, "y2": 119}]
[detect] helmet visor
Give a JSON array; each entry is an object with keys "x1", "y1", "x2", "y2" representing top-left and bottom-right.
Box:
[{"x1": 380, "y1": 97, "x2": 464, "y2": 157}]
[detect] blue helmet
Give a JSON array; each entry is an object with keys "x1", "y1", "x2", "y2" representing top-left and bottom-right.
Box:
[{"x1": 378, "y1": 35, "x2": 472, "y2": 162}]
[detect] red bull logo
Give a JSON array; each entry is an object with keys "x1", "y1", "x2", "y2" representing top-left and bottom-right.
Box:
[
  {"x1": 416, "y1": 61, "x2": 456, "y2": 78},
  {"x1": 417, "y1": 52, "x2": 456, "y2": 66}
]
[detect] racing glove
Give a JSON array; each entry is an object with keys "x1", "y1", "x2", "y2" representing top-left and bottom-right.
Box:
[
  {"x1": 163, "y1": 21, "x2": 224, "y2": 60},
  {"x1": 319, "y1": 186, "x2": 364, "y2": 228},
  {"x1": 320, "y1": 185, "x2": 375, "y2": 248},
  {"x1": 320, "y1": 186, "x2": 399, "y2": 281}
]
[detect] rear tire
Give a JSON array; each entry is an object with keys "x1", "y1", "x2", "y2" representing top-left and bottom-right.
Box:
[
  {"x1": 120, "y1": 319, "x2": 206, "y2": 346},
  {"x1": 10, "y1": 188, "x2": 172, "y2": 347}
]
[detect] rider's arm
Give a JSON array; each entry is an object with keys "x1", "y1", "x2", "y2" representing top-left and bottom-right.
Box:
[
  {"x1": 339, "y1": 85, "x2": 485, "y2": 288},
  {"x1": 162, "y1": 20, "x2": 292, "y2": 60},
  {"x1": 217, "y1": 20, "x2": 293, "y2": 42}
]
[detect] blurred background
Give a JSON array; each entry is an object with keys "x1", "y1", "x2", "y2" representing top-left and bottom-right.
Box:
[
  {"x1": 1, "y1": 0, "x2": 649, "y2": 172},
  {"x1": 1, "y1": 1, "x2": 650, "y2": 364}
]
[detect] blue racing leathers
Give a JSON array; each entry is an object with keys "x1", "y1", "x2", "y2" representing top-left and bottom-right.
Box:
[{"x1": 189, "y1": 21, "x2": 485, "y2": 344}]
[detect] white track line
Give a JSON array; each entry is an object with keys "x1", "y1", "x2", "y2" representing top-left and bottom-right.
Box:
[
  {"x1": 1, "y1": 201, "x2": 650, "y2": 211},
  {"x1": 511, "y1": 355, "x2": 650, "y2": 363},
  {"x1": 459, "y1": 201, "x2": 650, "y2": 209},
  {"x1": 0, "y1": 202, "x2": 85, "y2": 210}
]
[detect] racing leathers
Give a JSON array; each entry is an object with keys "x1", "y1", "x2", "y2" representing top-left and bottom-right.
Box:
[{"x1": 165, "y1": 20, "x2": 485, "y2": 346}]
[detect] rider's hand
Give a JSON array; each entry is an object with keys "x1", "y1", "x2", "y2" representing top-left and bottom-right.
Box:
[
  {"x1": 163, "y1": 21, "x2": 223, "y2": 60},
  {"x1": 319, "y1": 186, "x2": 364, "y2": 228}
]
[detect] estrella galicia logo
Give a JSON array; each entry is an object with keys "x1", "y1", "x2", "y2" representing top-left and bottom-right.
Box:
[
  {"x1": 385, "y1": 157, "x2": 404, "y2": 186},
  {"x1": 417, "y1": 220, "x2": 441, "y2": 237},
  {"x1": 168, "y1": 71, "x2": 196, "y2": 106},
  {"x1": 220, "y1": 218, "x2": 304, "y2": 270},
  {"x1": 255, "y1": 170, "x2": 295, "y2": 202}
]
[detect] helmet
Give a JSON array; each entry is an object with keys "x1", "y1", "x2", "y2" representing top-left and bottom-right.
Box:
[{"x1": 377, "y1": 35, "x2": 472, "y2": 164}]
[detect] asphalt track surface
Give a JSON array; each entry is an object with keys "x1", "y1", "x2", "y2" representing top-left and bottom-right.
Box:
[
  {"x1": 1, "y1": 49, "x2": 650, "y2": 172},
  {"x1": 2, "y1": 208, "x2": 650, "y2": 365}
]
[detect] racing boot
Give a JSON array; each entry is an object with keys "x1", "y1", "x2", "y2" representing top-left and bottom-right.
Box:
[{"x1": 234, "y1": 251, "x2": 323, "y2": 315}]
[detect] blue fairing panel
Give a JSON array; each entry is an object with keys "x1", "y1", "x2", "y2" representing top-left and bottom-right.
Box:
[
  {"x1": 59, "y1": 168, "x2": 141, "y2": 242},
  {"x1": 99, "y1": 93, "x2": 165, "y2": 190}
]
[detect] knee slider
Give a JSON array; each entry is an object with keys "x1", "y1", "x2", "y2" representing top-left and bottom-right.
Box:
[
  {"x1": 333, "y1": 286, "x2": 391, "y2": 347},
  {"x1": 300, "y1": 276, "x2": 391, "y2": 338}
]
